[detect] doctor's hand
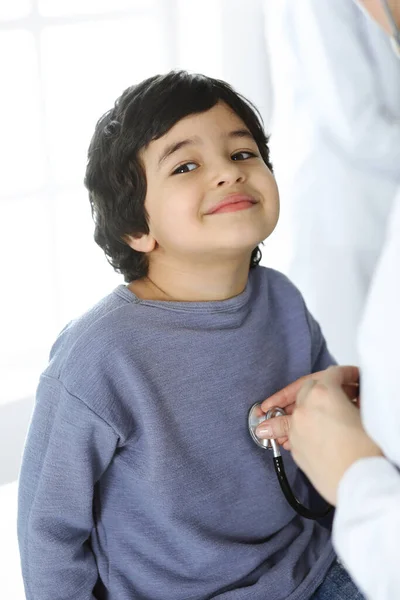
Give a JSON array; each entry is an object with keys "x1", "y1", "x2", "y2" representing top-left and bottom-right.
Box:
[
  {"x1": 288, "y1": 366, "x2": 383, "y2": 505},
  {"x1": 255, "y1": 366, "x2": 360, "y2": 450}
]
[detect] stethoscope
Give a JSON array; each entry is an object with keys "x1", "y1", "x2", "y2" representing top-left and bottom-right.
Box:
[{"x1": 248, "y1": 403, "x2": 333, "y2": 520}]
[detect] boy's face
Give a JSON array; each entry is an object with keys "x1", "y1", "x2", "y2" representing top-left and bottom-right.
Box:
[{"x1": 129, "y1": 102, "x2": 279, "y2": 265}]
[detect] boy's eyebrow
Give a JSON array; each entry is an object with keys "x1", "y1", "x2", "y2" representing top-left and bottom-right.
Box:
[
  {"x1": 226, "y1": 128, "x2": 255, "y2": 142},
  {"x1": 157, "y1": 128, "x2": 255, "y2": 169},
  {"x1": 158, "y1": 137, "x2": 200, "y2": 168}
]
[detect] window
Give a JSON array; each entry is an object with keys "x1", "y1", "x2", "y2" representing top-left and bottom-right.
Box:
[
  {"x1": 0, "y1": 0, "x2": 177, "y2": 406},
  {"x1": 0, "y1": 0, "x2": 272, "y2": 408}
]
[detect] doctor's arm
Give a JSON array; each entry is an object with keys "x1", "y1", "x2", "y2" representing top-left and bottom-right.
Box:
[
  {"x1": 285, "y1": 0, "x2": 400, "y2": 179},
  {"x1": 287, "y1": 370, "x2": 400, "y2": 599},
  {"x1": 335, "y1": 195, "x2": 400, "y2": 598},
  {"x1": 18, "y1": 375, "x2": 118, "y2": 600}
]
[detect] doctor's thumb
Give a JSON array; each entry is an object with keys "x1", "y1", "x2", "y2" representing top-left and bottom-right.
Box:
[{"x1": 255, "y1": 414, "x2": 291, "y2": 440}]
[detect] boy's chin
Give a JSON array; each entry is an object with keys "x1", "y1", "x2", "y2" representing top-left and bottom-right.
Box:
[
  {"x1": 220, "y1": 228, "x2": 274, "y2": 250},
  {"x1": 210, "y1": 243, "x2": 261, "y2": 261}
]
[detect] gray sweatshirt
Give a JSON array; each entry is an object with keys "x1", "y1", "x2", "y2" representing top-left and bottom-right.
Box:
[{"x1": 18, "y1": 266, "x2": 335, "y2": 600}]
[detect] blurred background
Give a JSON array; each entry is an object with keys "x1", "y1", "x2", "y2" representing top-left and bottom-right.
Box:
[{"x1": 1, "y1": 0, "x2": 399, "y2": 596}]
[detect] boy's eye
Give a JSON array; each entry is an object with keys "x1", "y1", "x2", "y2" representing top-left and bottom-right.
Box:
[
  {"x1": 231, "y1": 151, "x2": 256, "y2": 161},
  {"x1": 172, "y1": 162, "x2": 198, "y2": 175}
]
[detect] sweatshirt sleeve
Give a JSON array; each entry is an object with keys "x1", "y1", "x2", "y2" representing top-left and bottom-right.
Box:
[
  {"x1": 333, "y1": 457, "x2": 400, "y2": 599},
  {"x1": 300, "y1": 306, "x2": 337, "y2": 527},
  {"x1": 18, "y1": 374, "x2": 119, "y2": 600},
  {"x1": 305, "y1": 308, "x2": 337, "y2": 372}
]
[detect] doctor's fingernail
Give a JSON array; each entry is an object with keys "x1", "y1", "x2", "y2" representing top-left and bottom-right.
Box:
[{"x1": 256, "y1": 425, "x2": 272, "y2": 438}]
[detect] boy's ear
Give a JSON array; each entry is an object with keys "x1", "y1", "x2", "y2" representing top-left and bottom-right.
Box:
[{"x1": 124, "y1": 232, "x2": 156, "y2": 253}]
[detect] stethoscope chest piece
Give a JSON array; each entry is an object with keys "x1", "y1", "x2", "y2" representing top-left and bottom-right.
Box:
[
  {"x1": 248, "y1": 402, "x2": 270, "y2": 449},
  {"x1": 247, "y1": 402, "x2": 333, "y2": 520},
  {"x1": 248, "y1": 403, "x2": 285, "y2": 456}
]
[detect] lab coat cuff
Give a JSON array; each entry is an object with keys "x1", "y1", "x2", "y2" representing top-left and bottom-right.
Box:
[
  {"x1": 332, "y1": 456, "x2": 400, "y2": 596},
  {"x1": 336, "y1": 456, "x2": 393, "y2": 508},
  {"x1": 333, "y1": 455, "x2": 399, "y2": 549}
]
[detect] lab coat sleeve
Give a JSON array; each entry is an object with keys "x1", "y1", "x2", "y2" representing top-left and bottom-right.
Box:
[
  {"x1": 333, "y1": 193, "x2": 400, "y2": 598},
  {"x1": 333, "y1": 457, "x2": 400, "y2": 599},
  {"x1": 17, "y1": 374, "x2": 118, "y2": 600},
  {"x1": 285, "y1": 0, "x2": 400, "y2": 178},
  {"x1": 357, "y1": 193, "x2": 400, "y2": 467}
]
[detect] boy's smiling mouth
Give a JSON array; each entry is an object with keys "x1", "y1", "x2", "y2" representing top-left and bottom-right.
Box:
[{"x1": 205, "y1": 193, "x2": 258, "y2": 215}]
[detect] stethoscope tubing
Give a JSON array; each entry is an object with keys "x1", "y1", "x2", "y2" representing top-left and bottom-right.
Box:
[
  {"x1": 272, "y1": 455, "x2": 332, "y2": 520},
  {"x1": 248, "y1": 403, "x2": 333, "y2": 520}
]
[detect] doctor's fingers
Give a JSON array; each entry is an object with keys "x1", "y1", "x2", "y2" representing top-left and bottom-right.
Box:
[
  {"x1": 322, "y1": 366, "x2": 360, "y2": 405},
  {"x1": 322, "y1": 365, "x2": 360, "y2": 388},
  {"x1": 296, "y1": 378, "x2": 321, "y2": 406},
  {"x1": 295, "y1": 375, "x2": 359, "y2": 412},
  {"x1": 260, "y1": 369, "x2": 330, "y2": 414},
  {"x1": 261, "y1": 366, "x2": 359, "y2": 414},
  {"x1": 255, "y1": 414, "x2": 292, "y2": 440}
]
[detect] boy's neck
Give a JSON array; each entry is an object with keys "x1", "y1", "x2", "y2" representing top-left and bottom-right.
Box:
[{"x1": 128, "y1": 254, "x2": 254, "y2": 302}]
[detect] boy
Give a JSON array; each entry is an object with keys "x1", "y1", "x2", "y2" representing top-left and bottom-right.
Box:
[{"x1": 18, "y1": 71, "x2": 362, "y2": 599}]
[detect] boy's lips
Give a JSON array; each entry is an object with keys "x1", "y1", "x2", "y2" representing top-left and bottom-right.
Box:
[{"x1": 206, "y1": 193, "x2": 257, "y2": 215}]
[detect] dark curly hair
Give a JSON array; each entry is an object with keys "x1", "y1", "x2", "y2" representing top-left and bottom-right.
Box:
[{"x1": 84, "y1": 70, "x2": 273, "y2": 282}]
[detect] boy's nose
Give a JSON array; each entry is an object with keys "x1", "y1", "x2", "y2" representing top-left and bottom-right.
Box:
[{"x1": 215, "y1": 163, "x2": 246, "y2": 187}]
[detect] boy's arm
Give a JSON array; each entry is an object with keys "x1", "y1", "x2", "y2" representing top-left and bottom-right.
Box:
[
  {"x1": 305, "y1": 308, "x2": 337, "y2": 373},
  {"x1": 258, "y1": 296, "x2": 338, "y2": 439},
  {"x1": 302, "y1": 307, "x2": 337, "y2": 528},
  {"x1": 18, "y1": 374, "x2": 118, "y2": 600}
]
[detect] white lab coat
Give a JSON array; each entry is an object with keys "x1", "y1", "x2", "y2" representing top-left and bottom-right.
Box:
[
  {"x1": 265, "y1": 0, "x2": 400, "y2": 363},
  {"x1": 333, "y1": 190, "x2": 400, "y2": 599}
]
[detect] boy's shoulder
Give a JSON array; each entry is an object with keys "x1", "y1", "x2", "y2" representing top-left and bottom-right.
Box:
[
  {"x1": 256, "y1": 266, "x2": 334, "y2": 368},
  {"x1": 47, "y1": 285, "x2": 137, "y2": 376},
  {"x1": 254, "y1": 265, "x2": 314, "y2": 330},
  {"x1": 257, "y1": 265, "x2": 296, "y2": 286},
  {"x1": 254, "y1": 265, "x2": 304, "y2": 304}
]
